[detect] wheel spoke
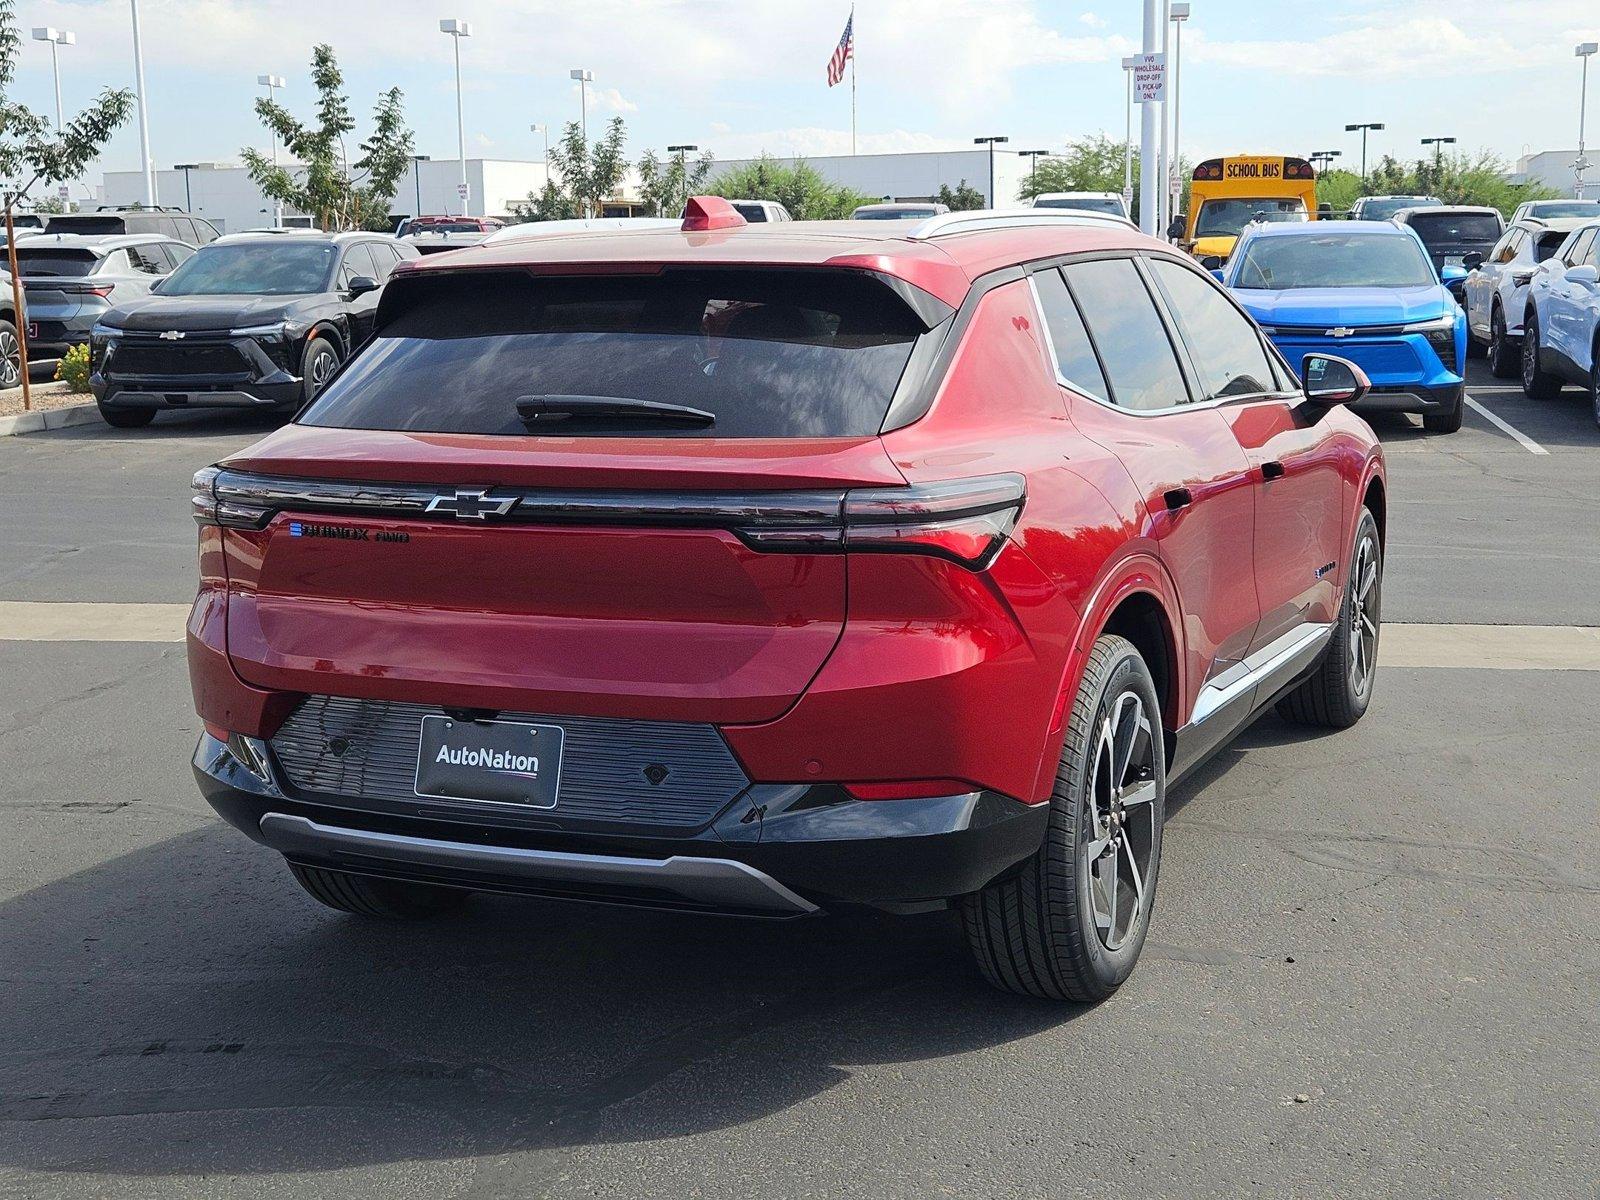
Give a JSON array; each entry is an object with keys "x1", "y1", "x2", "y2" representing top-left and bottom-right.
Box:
[
  {"x1": 1122, "y1": 836, "x2": 1146, "y2": 927},
  {"x1": 1101, "y1": 848, "x2": 1118, "y2": 939},
  {"x1": 1362, "y1": 613, "x2": 1378, "y2": 639},
  {"x1": 1120, "y1": 779, "x2": 1158, "y2": 810},
  {"x1": 1112, "y1": 693, "x2": 1141, "y2": 787}
]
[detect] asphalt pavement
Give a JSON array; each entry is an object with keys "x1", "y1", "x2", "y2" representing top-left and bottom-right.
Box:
[{"x1": 1, "y1": 362, "x2": 1596, "y2": 1198}]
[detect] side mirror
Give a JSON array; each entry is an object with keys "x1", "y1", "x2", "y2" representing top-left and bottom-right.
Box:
[
  {"x1": 1564, "y1": 264, "x2": 1600, "y2": 286},
  {"x1": 347, "y1": 274, "x2": 380, "y2": 298},
  {"x1": 1300, "y1": 353, "x2": 1370, "y2": 408},
  {"x1": 1198, "y1": 254, "x2": 1225, "y2": 271},
  {"x1": 1462, "y1": 251, "x2": 1484, "y2": 271},
  {"x1": 1440, "y1": 263, "x2": 1467, "y2": 283}
]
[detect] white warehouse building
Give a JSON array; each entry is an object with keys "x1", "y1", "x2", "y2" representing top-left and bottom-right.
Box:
[
  {"x1": 711, "y1": 148, "x2": 1037, "y2": 209},
  {"x1": 94, "y1": 157, "x2": 554, "y2": 233},
  {"x1": 1512, "y1": 150, "x2": 1585, "y2": 197}
]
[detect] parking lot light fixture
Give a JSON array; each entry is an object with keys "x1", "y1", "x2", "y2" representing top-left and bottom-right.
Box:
[
  {"x1": 1576, "y1": 43, "x2": 1598, "y2": 199},
  {"x1": 174, "y1": 163, "x2": 198, "y2": 212},
  {"x1": 1019, "y1": 149, "x2": 1050, "y2": 193},
  {"x1": 257, "y1": 74, "x2": 285, "y2": 225},
  {"x1": 974, "y1": 136, "x2": 1008, "y2": 207},
  {"x1": 410, "y1": 154, "x2": 429, "y2": 218},
  {"x1": 439, "y1": 19, "x2": 473, "y2": 216},
  {"x1": 129, "y1": 0, "x2": 156, "y2": 206},
  {"x1": 667, "y1": 145, "x2": 698, "y2": 215},
  {"x1": 31, "y1": 27, "x2": 75, "y2": 131},
  {"x1": 570, "y1": 69, "x2": 593, "y2": 148},
  {"x1": 1421, "y1": 135, "x2": 1456, "y2": 177},
  {"x1": 1345, "y1": 122, "x2": 1384, "y2": 189},
  {"x1": 530, "y1": 122, "x2": 549, "y2": 165},
  {"x1": 1169, "y1": 4, "x2": 1190, "y2": 232}
]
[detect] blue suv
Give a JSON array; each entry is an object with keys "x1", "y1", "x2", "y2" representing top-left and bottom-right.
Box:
[{"x1": 1223, "y1": 220, "x2": 1467, "y2": 433}]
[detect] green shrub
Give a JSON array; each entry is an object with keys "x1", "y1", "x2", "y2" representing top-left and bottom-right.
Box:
[{"x1": 55, "y1": 342, "x2": 91, "y2": 393}]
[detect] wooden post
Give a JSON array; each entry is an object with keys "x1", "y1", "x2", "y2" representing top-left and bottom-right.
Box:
[{"x1": 4, "y1": 199, "x2": 31, "y2": 411}]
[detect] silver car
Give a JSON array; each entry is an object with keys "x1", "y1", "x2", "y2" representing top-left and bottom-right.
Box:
[{"x1": 14, "y1": 233, "x2": 193, "y2": 359}]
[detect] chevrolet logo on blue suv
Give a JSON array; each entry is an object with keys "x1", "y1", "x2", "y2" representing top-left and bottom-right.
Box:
[{"x1": 1221, "y1": 220, "x2": 1467, "y2": 433}]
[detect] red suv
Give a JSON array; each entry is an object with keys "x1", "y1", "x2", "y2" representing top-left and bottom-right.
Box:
[{"x1": 188, "y1": 199, "x2": 1386, "y2": 1001}]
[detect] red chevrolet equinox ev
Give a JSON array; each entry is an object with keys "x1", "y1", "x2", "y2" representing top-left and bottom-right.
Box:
[{"x1": 188, "y1": 198, "x2": 1386, "y2": 1001}]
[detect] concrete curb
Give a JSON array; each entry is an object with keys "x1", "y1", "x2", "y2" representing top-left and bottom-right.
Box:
[{"x1": 0, "y1": 399, "x2": 99, "y2": 438}]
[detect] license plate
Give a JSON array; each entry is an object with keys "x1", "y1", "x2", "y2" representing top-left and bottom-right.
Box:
[{"x1": 414, "y1": 715, "x2": 564, "y2": 808}]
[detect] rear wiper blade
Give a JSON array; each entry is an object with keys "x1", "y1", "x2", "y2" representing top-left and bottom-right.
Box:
[{"x1": 515, "y1": 394, "x2": 715, "y2": 427}]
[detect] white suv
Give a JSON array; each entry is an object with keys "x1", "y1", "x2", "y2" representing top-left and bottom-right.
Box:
[
  {"x1": 1028, "y1": 191, "x2": 1130, "y2": 219},
  {"x1": 726, "y1": 200, "x2": 792, "y2": 223},
  {"x1": 1508, "y1": 199, "x2": 1600, "y2": 224},
  {"x1": 1464, "y1": 217, "x2": 1590, "y2": 377}
]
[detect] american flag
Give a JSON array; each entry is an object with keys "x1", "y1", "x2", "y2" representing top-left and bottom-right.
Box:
[{"x1": 826, "y1": 12, "x2": 854, "y2": 88}]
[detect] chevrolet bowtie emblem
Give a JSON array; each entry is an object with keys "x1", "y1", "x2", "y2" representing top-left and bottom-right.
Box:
[
  {"x1": 1325, "y1": 327, "x2": 1355, "y2": 338},
  {"x1": 159, "y1": 330, "x2": 186, "y2": 340},
  {"x1": 425, "y1": 487, "x2": 520, "y2": 521}
]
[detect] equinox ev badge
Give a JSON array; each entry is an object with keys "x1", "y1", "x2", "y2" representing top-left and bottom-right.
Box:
[
  {"x1": 425, "y1": 487, "x2": 519, "y2": 521},
  {"x1": 1325, "y1": 326, "x2": 1355, "y2": 338},
  {"x1": 159, "y1": 330, "x2": 185, "y2": 341}
]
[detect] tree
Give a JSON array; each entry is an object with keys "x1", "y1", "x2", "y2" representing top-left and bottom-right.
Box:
[
  {"x1": 638, "y1": 146, "x2": 715, "y2": 217},
  {"x1": 1362, "y1": 150, "x2": 1555, "y2": 217},
  {"x1": 705, "y1": 154, "x2": 871, "y2": 220},
  {"x1": 0, "y1": 0, "x2": 133, "y2": 409},
  {"x1": 1016, "y1": 135, "x2": 1171, "y2": 221},
  {"x1": 512, "y1": 118, "x2": 628, "y2": 221},
  {"x1": 937, "y1": 180, "x2": 985, "y2": 211},
  {"x1": 241, "y1": 44, "x2": 414, "y2": 232},
  {"x1": 1316, "y1": 168, "x2": 1364, "y2": 215}
]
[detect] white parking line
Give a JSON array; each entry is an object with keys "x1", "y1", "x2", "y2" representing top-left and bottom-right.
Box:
[
  {"x1": 1464, "y1": 393, "x2": 1548, "y2": 455},
  {"x1": 0, "y1": 602, "x2": 189, "y2": 642}
]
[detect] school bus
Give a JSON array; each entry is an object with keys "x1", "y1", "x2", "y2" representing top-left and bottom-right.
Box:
[{"x1": 1184, "y1": 155, "x2": 1319, "y2": 263}]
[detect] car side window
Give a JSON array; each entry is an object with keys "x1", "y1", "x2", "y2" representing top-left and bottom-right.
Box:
[
  {"x1": 363, "y1": 242, "x2": 395, "y2": 281},
  {"x1": 1062, "y1": 258, "x2": 1191, "y2": 412},
  {"x1": 1493, "y1": 231, "x2": 1520, "y2": 264},
  {"x1": 341, "y1": 243, "x2": 379, "y2": 285},
  {"x1": 126, "y1": 244, "x2": 167, "y2": 275},
  {"x1": 1564, "y1": 229, "x2": 1595, "y2": 266},
  {"x1": 163, "y1": 242, "x2": 195, "y2": 270},
  {"x1": 1148, "y1": 257, "x2": 1278, "y2": 399},
  {"x1": 1031, "y1": 267, "x2": 1108, "y2": 402}
]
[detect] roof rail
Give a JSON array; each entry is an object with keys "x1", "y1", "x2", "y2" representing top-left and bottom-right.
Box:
[{"x1": 906, "y1": 208, "x2": 1138, "y2": 240}]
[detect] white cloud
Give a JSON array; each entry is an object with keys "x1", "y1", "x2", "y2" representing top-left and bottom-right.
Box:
[
  {"x1": 710, "y1": 127, "x2": 968, "y2": 160},
  {"x1": 1079, "y1": 12, "x2": 1108, "y2": 29}
]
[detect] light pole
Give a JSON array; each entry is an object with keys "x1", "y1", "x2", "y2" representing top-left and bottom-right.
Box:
[
  {"x1": 410, "y1": 154, "x2": 429, "y2": 217},
  {"x1": 1345, "y1": 122, "x2": 1384, "y2": 189},
  {"x1": 1169, "y1": 3, "x2": 1189, "y2": 225},
  {"x1": 1310, "y1": 149, "x2": 1341, "y2": 173},
  {"x1": 1019, "y1": 149, "x2": 1050, "y2": 197},
  {"x1": 439, "y1": 19, "x2": 472, "y2": 215},
  {"x1": 667, "y1": 144, "x2": 698, "y2": 216},
  {"x1": 1576, "y1": 43, "x2": 1598, "y2": 198},
  {"x1": 1139, "y1": 0, "x2": 1160, "y2": 235},
  {"x1": 1122, "y1": 55, "x2": 1138, "y2": 212},
  {"x1": 570, "y1": 69, "x2": 593, "y2": 148},
  {"x1": 257, "y1": 74, "x2": 285, "y2": 225},
  {"x1": 974, "y1": 136, "x2": 1008, "y2": 207},
  {"x1": 174, "y1": 163, "x2": 197, "y2": 212},
  {"x1": 129, "y1": 0, "x2": 156, "y2": 206},
  {"x1": 31, "y1": 28, "x2": 74, "y2": 130},
  {"x1": 1421, "y1": 135, "x2": 1455, "y2": 184},
  {"x1": 530, "y1": 122, "x2": 549, "y2": 164}
]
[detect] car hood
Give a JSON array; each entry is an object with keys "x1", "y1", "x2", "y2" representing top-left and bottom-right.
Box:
[
  {"x1": 1233, "y1": 285, "x2": 1451, "y2": 327},
  {"x1": 102, "y1": 294, "x2": 315, "y2": 332}
]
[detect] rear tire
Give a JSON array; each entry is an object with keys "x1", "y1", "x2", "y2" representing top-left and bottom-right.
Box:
[
  {"x1": 1521, "y1": 312, "x2": 1563, "y2": 399},
  {"x1": 1463, "y1": 306, "x2": 1484, "y2": 358},
  {"x1": 1487, "y1": 304, "x2": 1517, "y2": 379},
  {"x1": 288, "y1": 862, "x2": 469, "y2": 920},
  {"x1": 961, "y1": 634, "x2": 1164, "y2": 1002},
  {"x1": 97, "y1": 402, "x2": 156, "y2": 428},
  {"x1": 1277, "y1": 508, "x2": 1381, "y2": 729},
  {"x1": 1589, "y1": 337, "x2": 1600, "y2": 430}
]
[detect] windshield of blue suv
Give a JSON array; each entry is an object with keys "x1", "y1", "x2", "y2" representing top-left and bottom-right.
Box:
[
  {"x1": 1233, "y1": 233, "x2": 1438, "y2": 290},
  {"x1": 1194, "y1": 198, "x2": 1307, "y2": 238},
  {"x1": 158, "y1": 242, "x2": 338, "y2": 295},
  {"x1": 300, "y1": 269, "x2": 926, "y2": 438}
]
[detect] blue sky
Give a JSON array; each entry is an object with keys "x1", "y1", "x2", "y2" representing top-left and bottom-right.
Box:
[{"x1": 8, "y1": 0, "x2": 1595, "y2": 186}]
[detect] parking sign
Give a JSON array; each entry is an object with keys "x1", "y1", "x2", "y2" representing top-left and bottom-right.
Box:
[
  {"x1": 456, "y1": 182, "x2": 470, "y2": 207},
  {"x1": 1132, "y1": 53, "x2": 1166, "y2": 103}
]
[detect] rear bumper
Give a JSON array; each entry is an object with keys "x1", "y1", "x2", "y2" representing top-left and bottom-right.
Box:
[{"x1": 194, "y1": 733, "x2": 1050, "y2": 914}]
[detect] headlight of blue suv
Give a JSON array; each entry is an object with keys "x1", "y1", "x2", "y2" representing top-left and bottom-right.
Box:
[{"x1": 1403, "y1": 314, "x2": 1457, "y2": 362}]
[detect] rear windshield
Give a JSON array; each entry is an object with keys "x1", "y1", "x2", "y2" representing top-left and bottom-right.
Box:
[
  {"x1": 853, "y1": 207, "x2": 933, "y2": 220},
  {"x1": 1407, "y1": 212, "x2": 1501, "y2": 245},
  {"x1": 1535, "y1": 231, "x2": 1571, "y2": 261},
  {"x1": 300, "y1": 269, "x2": 926, "y2": 438},
  {"x1": 13, "y1": 249, "x2": 98, "y2": 277},
  {"x1": 1528, "y1": 202, "x2": 1600, "y2": 218},
  {"x1": 1360, "y1": 197, "x2": 1440, "y2": 220},
  {"x1": 1034, "y1": 197, "x2": 1124, "y2": 215}
]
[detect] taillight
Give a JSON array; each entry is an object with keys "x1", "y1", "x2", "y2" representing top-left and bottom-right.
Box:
[
  {"x1": 192, "y1": 465, "x2": 222, "y2": 525},
  {"x1": 844, "y1": 474, "x2": 1026, "y2": 568}
]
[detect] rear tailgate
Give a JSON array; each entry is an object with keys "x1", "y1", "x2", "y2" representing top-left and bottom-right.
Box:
[{"x1": 214, "y1": 430, "x2": 905, "y2": 725}]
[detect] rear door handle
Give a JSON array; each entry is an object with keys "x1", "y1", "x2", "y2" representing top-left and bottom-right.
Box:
[
  {"x1": 1163, "y1": 486, "x2": 1193, "y2": 511},
  {"x1": 1261, "y1": 461, "x2": 1286, "y2": 481}
]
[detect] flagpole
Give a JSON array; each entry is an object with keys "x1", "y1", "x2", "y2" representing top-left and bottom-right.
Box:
[{"x1": 850, "y1": 7, "x2": 857, "y2": 155}]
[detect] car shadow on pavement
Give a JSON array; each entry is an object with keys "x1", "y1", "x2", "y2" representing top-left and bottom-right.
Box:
[{"x1": 0, "y1": 822, "x2": 1079, "y2": 1179}]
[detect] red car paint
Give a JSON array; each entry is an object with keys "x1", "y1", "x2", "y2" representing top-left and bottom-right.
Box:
[{"x1": 189, "y1": 212, "x2": 1385, "y2": 812}]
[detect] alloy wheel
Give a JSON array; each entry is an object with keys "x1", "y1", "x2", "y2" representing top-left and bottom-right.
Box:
[
  {"x1": 0, "y1": 329, "x2": 19, "y2": 389},
  {"x1": 1085, "y1": 690, "x2": 1158, "y2": 951},
  {"x1": 1348, "y1": 532, "x2": 1380, "y2": 699},
  {"x1": 1490, "y1": 310, "x2": 1504, "y2": 364},
  {"x1": 309, "y1": 349, "x2": 337, "y2": 393},
  {"x1": 1522, "y1": 319, "x2": 1539, "y2": 390}
]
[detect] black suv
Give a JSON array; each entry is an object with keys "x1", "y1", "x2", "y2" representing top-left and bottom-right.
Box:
[
  {"x1": 89, "y1": 232, "x2": 418, "y2": 428},
  {"x1": 46, "y1": 207, "x2": 221, "y2": 247}
]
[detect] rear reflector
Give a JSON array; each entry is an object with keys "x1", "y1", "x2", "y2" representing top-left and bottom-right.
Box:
[
  {"x1": 193, "y1": 468, "x2": 1026, "y2": 570},
  {"x1": 843, "y1": 779, "x2": 977, "y2": 801}
]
